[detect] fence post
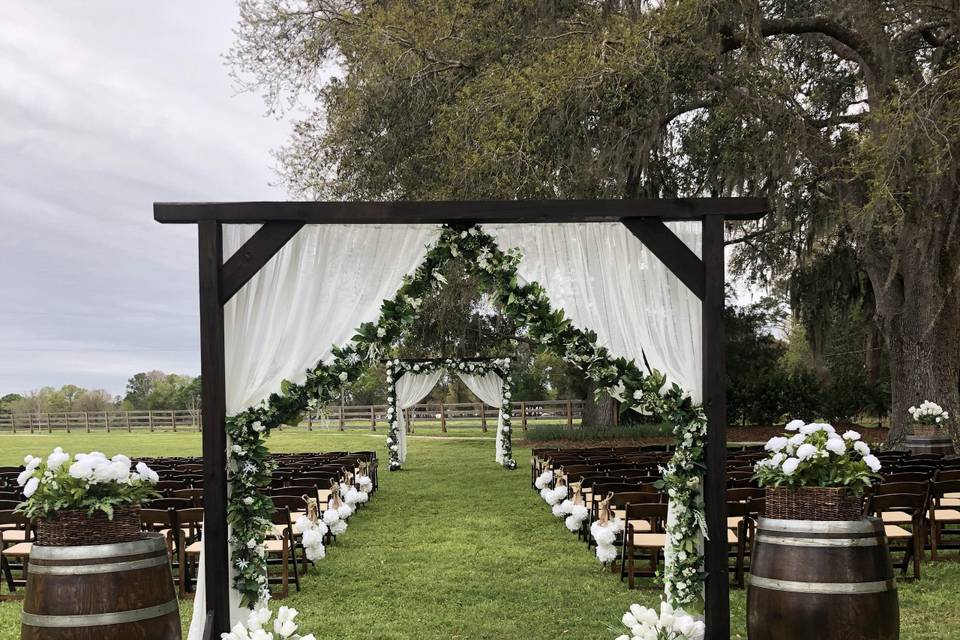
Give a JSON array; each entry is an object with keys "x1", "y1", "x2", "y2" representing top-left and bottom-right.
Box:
[
  {"x1": 440, "y1": 402, "x2": 447, "y2": 433},
  {"x1": 520, "y1": 401, "x2": 528, "y2": 432},
  {"x1": 147, "y1": 411, "x2": 154, "y2": 432},
  {"x1": 28, "y1": 413, "x2": 34, "y2": 434},
  {"x1": 480, "y1": 402, "x2": 487, "y2": 432},
  {"x1": 46, "y1": 413, "x2": 52, "y2": 434},
  {"x1": 171, "y1": 409, "x2": 177, "y2": 433},
  {"x1": 84, "y1": 412, "x2": 90, "y2": 433},
  {"x1": 10, "y1": 414, "x2": 15, "y2": 434},
  {"x1": 338, "y1": 394, "x2": 345, "y2": 431},
  {"x1": 370, "y1": 406, "x2": 376, "y2": 431},
  {"x1": 566, "y1": 400, "x2": 573, "y2": 428}
]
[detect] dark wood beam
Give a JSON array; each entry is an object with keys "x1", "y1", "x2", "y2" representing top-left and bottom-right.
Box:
[
  {"x1": 621, "y1": 219, "x2": 706, "y2": 301},
  {"x1": 220, "y1": 222, "x2": 304, "y2": 304},
  {"x1": 154, "y1": 198, "x2": 767, "y2": 224},
  {"x1": 702, "y1": 215, "x2": 730, "y2": 640},
  {"x1": 197, "y1": 221, "x2": 230, "y2": 637}
]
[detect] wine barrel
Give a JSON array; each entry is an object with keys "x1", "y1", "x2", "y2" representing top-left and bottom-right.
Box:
[
  {"x1": 21, "y1": 534, "x2": 180, "y2": 640},
  {"x1": 904, "y1": 435, "x2": 955, "y2": 457},
  {"x1": 748, "y1": 517, "x2": 899, "y2": 640}
]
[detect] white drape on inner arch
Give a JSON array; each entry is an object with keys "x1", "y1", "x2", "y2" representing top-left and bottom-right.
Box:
[
  {"x1": 186, "y1": 225, "x2": 437, "y2": 640},
  {"x1": 394, "y1": 370, "x2": 443, "y2": 463},
  {"x1": 457, "y1": 371, "x2": 506, "y2": 463}
]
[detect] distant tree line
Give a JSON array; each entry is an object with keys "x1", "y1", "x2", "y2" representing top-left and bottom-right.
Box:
[{"x1": 0, "y1": 371, "x2": 201, "y2": 414}]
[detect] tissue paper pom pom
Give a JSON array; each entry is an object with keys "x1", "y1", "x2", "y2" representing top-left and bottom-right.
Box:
[
  {"x1": 322, "y1": 509, "x2": 340, "y2": 525},
  {"x1": 565, "y1": 515, "x2": 582, "y2": 532},
  {"x1": 344, "y1": 487, "x2": 361, "y2": 505},
  {"x1": 551, "y1": 503, "x2": 566, "y2": 517},
  {"x1": 337, "y1": 503, "x2": 354, "y2": 519},
  {"x1": 571, "y1": 504, "x2": 589, "y2": 520},
  {"x1": 558, "y1": 499, "x2": 575, "y2": 515},
  {"x1": 540, "y1": 488, "x2": 552, "y2": 502},
  {"x1": 329, "y1": 520, "x2": 348, "y2": 536},
  {"x1": 546, "y1": 486, "x2": 567, "y2": 506},
  {"x1": 356, "y1": 491, "x2": 369, "y2": 504},
  {"x1": 534, "y1": 470, "x2": 553, "y2": 490},
  {"x1": 357, "y1": 475, "x2": 373, "y2": 492},
  {"x1": 596, "y1": 543, "x2": 618, "y2": 563},
  {"x1": 591, "y1": 521, "x2": 618, "y2": 546}
]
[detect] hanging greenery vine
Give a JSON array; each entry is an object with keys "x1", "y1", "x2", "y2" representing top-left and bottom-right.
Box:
[
  {"x1": 385, "y1": 358, "x2": 515, "y2": 470},
  {"x1": 224, "y1": 224, "x2": 706, "y2": 608}
]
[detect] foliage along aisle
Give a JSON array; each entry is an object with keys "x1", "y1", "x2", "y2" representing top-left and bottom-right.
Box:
[{"x1": 224, "y1": 224, "x2": 707, "y2": 609}]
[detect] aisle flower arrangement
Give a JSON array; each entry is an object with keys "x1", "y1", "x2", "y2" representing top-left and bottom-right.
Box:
[
  {"x1": 221, "y1": 606, "x2": 316, "y2": 640},
  {"x1": 909, "y1": 400, "x2": 949, "y2": 433},
  {"x1": 614, "y1": 602, "x2": 705, "y2": 640},
  {"x1": 16, "y1": 448, "x2": 159, "y2": 520},
  {"x1": 752, "y1": 420, "x2": 882, "y2": 493},
  {"x1": 222, "y1": 224, "x2": 707, "y2": 606}
]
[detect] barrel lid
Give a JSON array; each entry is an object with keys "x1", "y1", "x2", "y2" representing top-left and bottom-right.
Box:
[
  {"x1": 758, "y1": 516, "x2": 880, "y2": 535},
  {"x1": 31, "y1": 534, "x2": 165, "y2": 561}
]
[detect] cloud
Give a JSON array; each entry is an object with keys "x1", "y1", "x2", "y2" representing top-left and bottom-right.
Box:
[{"x1": 0, "y1": 1, "x2": 293, "y2": 395}]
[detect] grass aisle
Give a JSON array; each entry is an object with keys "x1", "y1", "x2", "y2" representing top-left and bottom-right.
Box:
[{"x1": 0, "y1": 432, "x2": 957, "y2": 638}]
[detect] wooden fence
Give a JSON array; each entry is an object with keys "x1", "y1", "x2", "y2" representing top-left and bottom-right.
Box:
[{"x1": 0, "y1": 399, "x2": 585, "y2": 434}]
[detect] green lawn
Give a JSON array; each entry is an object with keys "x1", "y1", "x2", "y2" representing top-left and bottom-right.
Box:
[{"x1": 0, "y1": 431, "x2": 957, "y2": 639}]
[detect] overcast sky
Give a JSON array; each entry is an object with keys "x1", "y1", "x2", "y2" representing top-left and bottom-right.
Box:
[{"x1": 1, "y1": 2, "x2": 291, "y2": 397}]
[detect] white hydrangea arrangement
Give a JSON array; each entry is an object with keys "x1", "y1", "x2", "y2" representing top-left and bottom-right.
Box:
[
  {"x1": 16, "y1": 448, "x2": 160, "y2": 520},
  {"x1": 614, "y1": 601, "x2": 705, "y2": 640},
  {"x1": 753, "y1": 420, "x2": 882, "y2": 494},
  {"x1": 221, "y1": 606, "x2": 316, "y2": 640},
  {"x1": 908, "y1": 401, "x2": 949, "y2": 426}
]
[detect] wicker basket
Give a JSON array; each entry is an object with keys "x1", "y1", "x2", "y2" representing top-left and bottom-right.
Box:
[
  {"x1": 36, "y1": 506, "x2": 142, "y2": 546},
  {"x1": 765, "y1": 486, "x2": 864, "y2": 521},
  {"x1": 912, "y1": 424, "x2": 940, "y2": 437}
]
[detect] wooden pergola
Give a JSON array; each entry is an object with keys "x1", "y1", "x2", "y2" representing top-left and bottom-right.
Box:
[{"x1": 154, "y1": 198, "x2": 767, "y2": 640}]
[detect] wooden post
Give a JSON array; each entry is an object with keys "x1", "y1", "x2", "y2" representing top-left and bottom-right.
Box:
[
  {"x1": 198, "y1": 220, "x2": 230, "y2": 636},
  {"x1": 84, "y1": 412, "x2": 90, "y2": 433},
  {"x1": 28, "y1": 413, "x2": 33, "y2": 434},
  {"x1": 338, "y1": 392, "x2": 345, "y2": 431},
  {"x1": 566, "y1": 399, "x2": 573, "y2": 428},
  {"x1": 480, "y1": 402, "x2": 487, "y2": 432},
  {"x1": 148, "y1": 410, "x2": 154, "y2": 432},
  {"x1": 171, "y1": 409, "x2": 177, "y2": 432},
  {"x1": 105, "y1": 411, "x2": 111, "y2": 433},
  {"x1": 125, "y1": 411, "x2": 131, "y2": 432},
  {"x1": 10, "y1": 414, "x2": 15, "y2": 434},
  {"x1": 46, "y1": 413, "x2": 52, "y2": 434},
  {"x1": 702, "y1": 214, "x2": 729, "y2": 640},
  {"x1": 370, "y1": 406, "x2": 376, "y2": 431},
  {"x1": 520, "y1": 401, "x2": 528, "y2": 432},
  {"x1": 440, "y1": 402, "x2": 447, "y2": 433}
]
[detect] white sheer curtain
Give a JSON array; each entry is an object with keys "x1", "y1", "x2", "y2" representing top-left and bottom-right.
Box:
[
  {"x1": 457, "y1": 371, "x2": 505, "y2": 463},
  {"x1": 394, "y1": 370, "x2": 443, "y2": 462},
  {"x1": 187, "y1": 225, "x2": 437, "y2": 640},
  {"x1": 485, "y1": 222, "x2": 702, "y2": 401}
]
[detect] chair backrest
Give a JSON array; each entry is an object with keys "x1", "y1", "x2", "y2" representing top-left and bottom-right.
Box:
[
  {"x1": 0, "y1": 499, "x2": 22, "y2": 510},
  {"x1": 934, "y1": 469, "x2": 960, "y2": 482},
  {"x1": 140, "y1": 507, "x2": 173, "y2": 531},
  {"x1": 869, "y1": 492, "x2": 927, "y2": 519},
  {"x1": 272, "y1": 495, "x2": 307, "y2": 514},
  {"x1": 875, "y1": 481, "x2": 928, "y2": 497},
  {"x1": 273, "y1": 484, "x2": 319, "y2": 498},
  {"x1": 172, "y1": 488, "x2": 204, "y2": 505},
  {"x1": 0, "y1": 509, "x2": 29, "y2": 529},
  {"x1": 611, "y1": 491, "x2": 662, "y2": 509},
  {"x1": 930, "y1": 478, "x2": 960, "y2": 500},
  {"x1": 624, "y1": 502, "x2": 668, "y2": 529},
  {"x1": 173, "y1": 507, "x2": 205, "y2": 543},
  {"x1": 883, "y1": 472, "x2": 929, "y2": 483},
  {"x1": 727, "y1": 487, "x2": 764, "y2": 503}
]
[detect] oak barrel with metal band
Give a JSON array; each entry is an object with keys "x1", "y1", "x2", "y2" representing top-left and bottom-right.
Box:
[
  {"x1": 903, "y1": 434, "x2": 955, "y2": 457},
  {"x1": 747, "y1": 517, "x2": 899, "y2": 639},
  {"x1": 21, "y1": 534, "x2": 181, "y2": 640}
]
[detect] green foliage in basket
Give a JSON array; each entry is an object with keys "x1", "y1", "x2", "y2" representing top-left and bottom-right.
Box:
[
  {"x1": 752, "y1": 421, "x2": 882, "y2": 495},
  {"x1": 15, "y1": 448, "x2": 160, "y2": 520}
]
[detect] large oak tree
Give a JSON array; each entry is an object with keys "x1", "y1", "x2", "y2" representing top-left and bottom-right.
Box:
[{"x1": 232, "y1": 0, "x2": 960, "y2": 447}]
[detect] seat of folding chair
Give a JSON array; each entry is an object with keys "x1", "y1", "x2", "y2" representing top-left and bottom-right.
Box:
[
  {"x1": 263, "y1": 539, "x2": 287, "y2": 553},
  {"x1": 1, "y1": 530, "x2": 31, "y2": 543},
  {"x1": 2, "y1": 542, "x2": 32, "y2": 558},
  {"x1": 290, "y1": 511, "x2": 305, "y2": 523},
  {"x1": 884, "y1": 525, "x2": 913, "y2": 540},
  {"x1": 946, "y1": 492, "x2": 960, "y2": 499},
  {"x1": 629, "y1": 533, "x2": 667, "y2": 547},
  {"x1": 881, "y1": 511, "x2": 912, "y2": 524},
  {"x1": 728, "y1": 516, "x2": 746, "y2": 529},
  {"x1": 942, "y1": 498, "x2": 960, "y2": 507},
  {"x1": 622, "y1": 519, "x2": 653, "y2": 533},
  {"x1": 930, "y1": 509, "x2": 960, "y2": 522},
  {"x1": 726, "y1": 530, "x2": 739, "y2": 544},
  {"x1": 184, "y1": 541, "x2": 203, "y2": 556}
]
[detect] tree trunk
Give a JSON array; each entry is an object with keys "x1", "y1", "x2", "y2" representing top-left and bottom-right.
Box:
[
  {"x1": 868, "y1": 238, "x2": 960, "y2": 452},
  {"x1": 581, "y1": 381, "x2": 617, "y2": 427}
]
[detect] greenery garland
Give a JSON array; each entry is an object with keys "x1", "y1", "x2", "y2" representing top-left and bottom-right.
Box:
[
  {"x1": 223, "y1": 223, "x2": 706, "y2": 608},
  {"x1": 385, "y1": 358, "x2": 515, "y2": 470}
]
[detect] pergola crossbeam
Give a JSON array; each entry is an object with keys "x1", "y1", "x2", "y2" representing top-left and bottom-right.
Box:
[
  {"x1": 220, "y1": 222, "x2": 304, "y2": 304},
  {"x1": 622, "y1": 219, "x2": 706, "y2": 301}
]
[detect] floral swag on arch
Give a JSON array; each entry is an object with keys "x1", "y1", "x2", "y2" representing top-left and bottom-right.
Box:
[
  {"x1": 385, "y1": 358, "x2": 515, "y2": 470},
  {"x1": 223, "y1": 224, "x2": 707, "y2": 609}
]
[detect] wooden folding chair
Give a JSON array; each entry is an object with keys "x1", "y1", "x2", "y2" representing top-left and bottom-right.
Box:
[
  {"x1": 175, "y1": 507, "x2": 205, "y2": 598},
  {"x1": 620, "y1": 502, "x2": 668, "y2": 588},
  {"x1": 264, "y1": 507, "x2": 300, "y2": 598},
  {"x1": 927, "y1": 479, "x2": 960, "y2": 560},
  {"x1": 0, "y1": 510, "x2": 32, "y2": 595},
  {"x1": 868, "y1": 492, "x2": 926, "y2": 579}
]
